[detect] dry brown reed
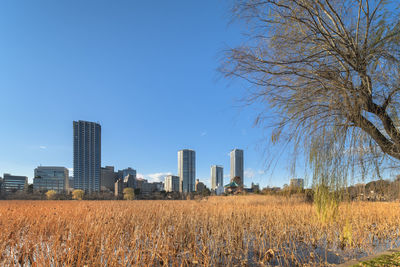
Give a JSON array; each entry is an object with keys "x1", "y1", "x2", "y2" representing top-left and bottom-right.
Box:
[{"x1": 0, "y1": 195, "x2": 399, "y2": 266}]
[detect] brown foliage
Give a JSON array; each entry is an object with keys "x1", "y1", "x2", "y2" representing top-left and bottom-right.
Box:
[{"x1": 0, "y1": 196, "x2": 399, "y2": 265}]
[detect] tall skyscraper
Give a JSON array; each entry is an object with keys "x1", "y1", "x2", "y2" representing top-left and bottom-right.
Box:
[
  {"x1": 178, "y1": 149, "x2": 195, "y2": 193},
  {"x1": 73, "y1": 120, "x2": 101, "y2": 193},
  {"x1": 230, "y1": 149, "x2": 244, "y2": 186},
  {"x1": 211, "y1": 165, "x2": 223, "y2": 190}
]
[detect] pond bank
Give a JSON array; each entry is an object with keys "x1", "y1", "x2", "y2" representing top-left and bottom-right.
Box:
[{"x1": 337, "y1": 247, "x2": 400, "y2": 266}]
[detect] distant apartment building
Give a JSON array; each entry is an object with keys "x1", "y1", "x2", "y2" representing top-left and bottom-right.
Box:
[
  {"x1": 290, "y1": 178, "x2": 304, "y2": 190},
  {"x1": 230, "y1": 149, "x2": 244, "y2": 186},
  {"x1": 120, "y1": 167, "x2": 136, "y2": 179},
  {"x1": 2, "y1": 174, "x2": 28, "y2": 192},
  {"x1": 164, "y1": 175, "x2": 179, "y2": 192},
  {"x1": 123, "y1": 174, "x2": 136, "y2": 189},
  {"x1": 195, "y1": 179, "x2": 206, "y2": 193},
  {"x1": 136, "y1": 178, "x2": 147, "y2": 190},
  {"x1": 33, "y1": 166, "x2": 69, "y2": 192},
  {"x1": 68, "y1": 176, "x2": 74, "y2": 190},
  {"x1": 114, "y1": 178, "x2": 124, "y2": 197},
  {"x1": 215, "y1": 184, "x2": 224, "y2": 195},
  {"x1": 73, "y1": 120, "x2": 101, "y2": 193},
  {"x1": 100, "y1": 166, "x2": 118, "y2": 192},
  {"x1": 211, "y1": 165, "x2": 223, "y2": 190},
  {"x1": 141, "y1": 181, "x2": 163, "y2": 195},
  {"x1": 178, "y1": 149, "x2": 196, "y2": 193},
  {"x1": 118, "y1": 167, "x2": 137, "y2": 188}
]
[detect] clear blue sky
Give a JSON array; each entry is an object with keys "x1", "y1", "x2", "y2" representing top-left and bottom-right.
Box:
[{"x1": 0, "y1": 0, "x2": 294, "y2": 188}]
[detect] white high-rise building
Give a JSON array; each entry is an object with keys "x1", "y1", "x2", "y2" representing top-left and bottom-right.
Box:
[
  {"x1": 178, "y1": 149, "x2": 195, "y2": 193},
  {"x1": 164, "y1": 175, "x2": 180, "y2": 192},
  {"x1": 230, "y1": 149, "x2": 244, "y2": 186},
  {"x1": 211, "y1": 165, "x2": 223, "y2": 190}
]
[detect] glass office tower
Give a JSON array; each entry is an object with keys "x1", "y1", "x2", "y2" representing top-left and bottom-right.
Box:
[
  {"x1": 178, "y1": 149, "x2": 195, "y2": 193},
  {"x1": 230, "y1": 149, "x2": 244, "y2": 186},
  {"x1": 211, "y1": 165, "x2": 223, "y2": 190}
]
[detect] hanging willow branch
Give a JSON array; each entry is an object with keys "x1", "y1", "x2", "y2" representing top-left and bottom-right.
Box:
[{"x1": 222, "y1": 0, "x2": 400, "y2": 187}]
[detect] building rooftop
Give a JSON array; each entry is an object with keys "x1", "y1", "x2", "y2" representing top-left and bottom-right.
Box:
[{"x1": 224, "y1": 181, "x2": 239, "y2": 188}]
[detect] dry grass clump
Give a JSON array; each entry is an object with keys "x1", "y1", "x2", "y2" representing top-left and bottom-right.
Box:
[{"x1": 0, "y1": 195, "x2": 399, "y2": 266}]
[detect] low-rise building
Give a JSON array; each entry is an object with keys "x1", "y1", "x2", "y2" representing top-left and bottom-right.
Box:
[
  {"x1": 215, "y1": 184, "x2": 224, "y2": 195},
  {"x1": 224, "y1": 181, "x2": 239, "y2": 194},
  {"x1": 195, "y1": 179, "x2": 206, "y2": 193},
  {"x1": 141, "y1": 182, "x2": 163, "y2": 195},
  {"x1": 101, "y1": 166, "x2": 118, "y2": 192},
  {"x1": 251, "y1": 182, "x2": 260, "y2": 192},
  {"x1": 2, "y1": 174, "x2": 28, "y2": 192},
  {"x1": 136, "y1": 178, "x2": 147, "y2": 191},
  {"x1": 290, "y1": 178, "x2": 304, "y2": 190},
  {"x1": 33, "y1": 166, "x2": 69, "y2": 192}
]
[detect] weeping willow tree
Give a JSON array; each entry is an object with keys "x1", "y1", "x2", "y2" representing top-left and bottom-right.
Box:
[{"x1": 222, "y1": 0, "x2": 400, "y2": 205}]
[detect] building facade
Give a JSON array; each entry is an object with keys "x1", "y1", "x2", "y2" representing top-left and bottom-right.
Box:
[
  {"x1": 230, "y1": 149, "x2": 244, "y2": 186},
  {"x1": 195, "y1": 179, "x2": 206, "y2": 193},
  {"x1": 114, "y1": 178, "x2": 124, "y2": 197},
  {"x1": 2, "y1": 174, "x2": 28, "y2": 192},
  {"x1": 119, "y1": 167, "x2": 137, "y2": 188},
  {"x1": 178, "y1": 149, "x2": 196, "y2": 193},
  {"x1": 164, "y1": 175, "x2": 179, "y2": 192},
  {"x1": 290, "y1": 178, "x2": 304, "y2": 190},
  {"x1": 141, "y1": 182, "x2": 162, "y2": 195},
  {"x1": 68, "y1": 176, "x2": 74, "y2": 190},
  {"x1": 73, "y1": 120, "x2": 101, "y2": 193},
  {"x1": 33, "y1": 166, "x2": 69, "y2": 192},
  {"x1": 120, "y1": 168, "x2": 136, "y2": 179},
  {"x1": 100, "y1": 166, "x2": 118, "y2": 192},
  {"x1": 123, "y1": 174, "x2": 136, "y2": 189},
  {"x1": 211, "y1": 165, "x2": 223, "y2": 190}
]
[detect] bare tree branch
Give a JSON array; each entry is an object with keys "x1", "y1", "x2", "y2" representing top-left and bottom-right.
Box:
[{"x1": 222, "y1": 0, "x2": 400, "y2": 185}]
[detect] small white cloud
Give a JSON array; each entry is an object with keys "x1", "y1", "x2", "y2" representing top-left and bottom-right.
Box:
[
  {"x1": 136, "y1": 173, "x2": 145, "y2": 179},
  {"x1": 68, "y1": 168, "x2": 73, "y2": 175},
  {"x1": 140, "y1": 172, "x2": 173, "y2": 182},
  {"x1": 244, "y1": 168, "x2": 255, "y2": 179},
  {"x1": 39, "y1": 146, "x2": 47, "y2": 149}
]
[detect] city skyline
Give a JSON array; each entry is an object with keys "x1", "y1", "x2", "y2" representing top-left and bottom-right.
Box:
[
  {"x1": 0, "y1": 1, "x2": 300, "y2": 189},
  {"x1": 0, "y1": 118, "x2": 291, "y2": 189}
]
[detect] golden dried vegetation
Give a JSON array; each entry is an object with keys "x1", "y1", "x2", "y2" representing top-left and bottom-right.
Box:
[{"x1": 0, "y1": 195, "x2": 399, "y2": 266}]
